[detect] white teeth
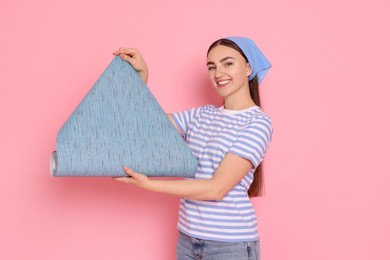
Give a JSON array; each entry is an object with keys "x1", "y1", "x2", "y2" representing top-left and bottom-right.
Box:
[{"x1": 217, "y1": 80, "x2": 230, "y2": 85}]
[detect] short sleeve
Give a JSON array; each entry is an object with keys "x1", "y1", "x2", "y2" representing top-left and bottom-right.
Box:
[
  {"x1": 228, "y1": 117, "x2": 273, "y2": 168},
  {"x1": 172, "y1": 106, "x2": 204, "y2": 140}
]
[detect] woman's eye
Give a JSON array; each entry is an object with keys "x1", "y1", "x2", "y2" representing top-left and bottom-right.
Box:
[
  {"x1": 225, "y1": 62, "x2": 233, "y2": 67},
  {"x1": 208, "y1": 66, "x2": 215, "y2": 71}
]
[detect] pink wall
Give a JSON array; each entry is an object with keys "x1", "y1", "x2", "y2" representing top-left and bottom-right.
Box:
[{"x1": 1, "y1": 0, "x2": 389, "y2": 259}]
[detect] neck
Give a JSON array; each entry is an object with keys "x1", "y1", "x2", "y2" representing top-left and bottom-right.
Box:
[
  {"x1": 223, "y1": 86, "x2": 255, "y2": 110},
  {"x1": 224, "y1": 97, "x2": 256, "y2": 110}
]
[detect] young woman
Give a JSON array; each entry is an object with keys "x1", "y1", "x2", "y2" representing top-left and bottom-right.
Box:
[{"x1": 113, "y1": 37, "x2": 272, "y2": 260}]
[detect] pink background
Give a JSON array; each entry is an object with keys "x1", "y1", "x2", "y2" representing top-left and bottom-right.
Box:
[{"x1": 1, "y1": 0, "x2": 389, "y2": 259}]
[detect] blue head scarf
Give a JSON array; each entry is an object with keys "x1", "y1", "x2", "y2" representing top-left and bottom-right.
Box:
[{"x1": 225, "y1": 37, "x2": 272, "y2": 84}]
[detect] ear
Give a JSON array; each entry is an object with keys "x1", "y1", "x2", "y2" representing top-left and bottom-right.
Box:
[{"x1": 246, "y1": 63, "x2": 252, "y2": 77}]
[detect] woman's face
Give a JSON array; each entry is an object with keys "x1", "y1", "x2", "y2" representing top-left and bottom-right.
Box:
[{"x1": 207, "y1": 45, "x2": 252, "y2": 99}]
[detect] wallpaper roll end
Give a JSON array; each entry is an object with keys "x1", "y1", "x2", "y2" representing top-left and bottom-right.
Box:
[{"x1": 50, "y1": 151, "x2": 57, "y2": 177}]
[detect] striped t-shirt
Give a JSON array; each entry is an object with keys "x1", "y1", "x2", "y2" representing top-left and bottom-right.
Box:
[{"x1": 172, "y1": 105, "x2": 273, "y2": 242}]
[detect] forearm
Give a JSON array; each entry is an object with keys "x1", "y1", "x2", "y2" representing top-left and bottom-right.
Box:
[
  {"x1": 117, "y1": 153, "x2": 253, "y2": 201},
  {"x1": 146, "y1": 178, "x2": 224, "y2": 201}
]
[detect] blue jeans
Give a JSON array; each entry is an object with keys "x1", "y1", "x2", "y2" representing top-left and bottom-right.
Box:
[{"x1": 176, "y1": 231, "x2": 260, "y2": 260}]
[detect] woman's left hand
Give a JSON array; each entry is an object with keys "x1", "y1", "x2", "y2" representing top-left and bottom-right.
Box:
[{"x1": 114, "y1": 166, "x2": 151, "y2": 189}]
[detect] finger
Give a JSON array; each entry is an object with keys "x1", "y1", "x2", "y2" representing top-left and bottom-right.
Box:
[
  {"x1": 112, "y1": 50, "x2": 131, "y2": 56},
  {"x1": 123, "y1": 166, "x2": 136, "y2": 177},
  {"x1": 120, "y1": 47, "x2": 139, "y2": 55},
  {"x1": 113, "y1": 47, "x2": 138, "y2": 56},
  {"x1": 113, "y1": 177, "x2": 133, "y2": 184},
  {"x1": 123, "y1": 167, "x2": 146, "y2": 182},
  {"x1": 121, "y1": 53, "x2": 140, "y2": 67},
  {"x1": 114, "y1": 54, "x2": 134, "y2": 67},
  {"x1": 123, "y1": 166, "x2": 142, "y2": 180}
]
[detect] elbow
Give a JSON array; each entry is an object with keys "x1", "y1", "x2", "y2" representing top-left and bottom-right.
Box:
[
  {"x1": 194, "y1": 179, "x2": 229, "y2": 201},
  {"x1": 207, "y1": 188, "x2": 228, "y2": 201},
  {"x1": 212, "y1": 194, "x2": 225, "y2": 201},
  {"x1": 203, "y1": 179, "x2": 231, "y2": 201}
]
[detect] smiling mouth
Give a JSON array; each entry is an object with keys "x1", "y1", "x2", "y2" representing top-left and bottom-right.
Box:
[{"x1": 217, "y1": 80, "x2": 231, "y2": 86}]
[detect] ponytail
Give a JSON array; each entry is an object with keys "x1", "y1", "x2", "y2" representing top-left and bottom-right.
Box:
[{"x1": 247, "y1": 76, "x2": 263, "y2": 197}]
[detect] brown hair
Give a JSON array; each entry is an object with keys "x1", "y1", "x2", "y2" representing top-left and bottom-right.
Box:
[{"x1": 207, "y1": 38, "x2": 264, "y2": 197}]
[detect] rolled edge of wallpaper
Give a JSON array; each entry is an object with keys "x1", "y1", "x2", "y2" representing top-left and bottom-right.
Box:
[{"x1": 50, "y1": 151, "x2": 57, "y2": 177}]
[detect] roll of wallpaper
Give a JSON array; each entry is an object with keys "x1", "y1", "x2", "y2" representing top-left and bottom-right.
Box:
[{"x1": 51, "y1": 56, "x2": 197, "y2": 177}]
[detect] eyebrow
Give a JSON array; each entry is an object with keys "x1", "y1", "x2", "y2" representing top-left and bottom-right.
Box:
[{"x1": 207, "y1": 56, "x2": 235, "y2": 66}]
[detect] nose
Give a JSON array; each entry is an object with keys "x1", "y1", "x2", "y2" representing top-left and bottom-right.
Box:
[{"x1": 214, "y1": 65, "x2": 225, "y2": 78}]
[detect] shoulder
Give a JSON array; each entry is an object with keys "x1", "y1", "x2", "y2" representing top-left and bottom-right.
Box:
[
  {"x1": 242, "y1": 107, "x2": 273, "y2": 135},
  {"x1": 189, "y1": 104, "x2": 219, "y2": 117},
  {"x1": 199, "y1": 105, "x2": 219, "y2": 113},
  {"x1": 236, "y1": 107, "x2": 272, "y2": 125},
  {"x1": 174, "y1": 105, "x2": 219, "y2": 125},
  {"x1": 250, "y1": 107, "x2": 272, "y2": 124}
]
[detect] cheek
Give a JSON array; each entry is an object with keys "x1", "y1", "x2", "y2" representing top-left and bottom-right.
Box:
[
  {"x1": 208, "y1": 72, "x2": 215, "y2": 83},
  {"x1": 236, "y1": 67, "x2": 250, "y2": 80}
]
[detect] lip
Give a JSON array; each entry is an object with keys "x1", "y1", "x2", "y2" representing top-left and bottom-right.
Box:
[{"x1": 216, "y1": 79, "x2": 231, "y2": 87}]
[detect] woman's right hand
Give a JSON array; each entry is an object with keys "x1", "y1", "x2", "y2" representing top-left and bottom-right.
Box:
[{"x1": 113, "y1": 48, "x2": 148, "y2": 84}]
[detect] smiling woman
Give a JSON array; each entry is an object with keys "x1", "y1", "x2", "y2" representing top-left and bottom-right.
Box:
[{"x1": 113, "y1": 37, "x2": 272, "y2": 260}]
